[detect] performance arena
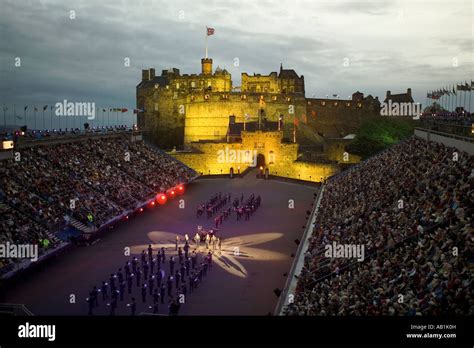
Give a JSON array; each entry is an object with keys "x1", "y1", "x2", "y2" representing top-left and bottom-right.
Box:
[
  {"x1": 1, "y1": 127, "x2": 472, "y2": 318},
  {"x1": 0, "y1": 130, "x2": 318, "y2": 316}
]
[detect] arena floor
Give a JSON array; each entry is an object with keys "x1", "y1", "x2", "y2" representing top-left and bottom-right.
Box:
[{"x1": 2, "y1": 172, "x2": 318, "y2": 315}]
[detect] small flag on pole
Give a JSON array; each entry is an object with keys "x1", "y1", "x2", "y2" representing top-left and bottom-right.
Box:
[
  {"x1": 43, "y1": 105, "x2": 48, "y2": 111},
  {"x1": 207, "y1": 27, "x2": 215, "y2": 36}
]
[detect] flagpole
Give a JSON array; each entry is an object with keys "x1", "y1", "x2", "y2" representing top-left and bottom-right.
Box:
[
  {"x1": 469, "y1": 85, "x2": 472, "y2": 113},
  {"x1": 450, "y1": 85, "x2": 453, "y2": 112},
  {"x1": 463, "y1": 89, "x2": 466, "y2": 111},
  {"x1": 205, "y1": 27, "x2": 208, "y2": 59},
  {"x1": 14, "y1": 104, "x2": 16, "y2": 127},
  {"x1": 3, "y1": 106, "x2": 6, "y2": 129}
]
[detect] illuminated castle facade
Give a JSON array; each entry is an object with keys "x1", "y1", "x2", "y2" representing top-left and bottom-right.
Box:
[{"x1": 136, "y1": 56, "x2": 380, "y2": 181}]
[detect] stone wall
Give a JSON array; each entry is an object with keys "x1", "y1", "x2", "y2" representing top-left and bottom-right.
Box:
[{"x1": 169, "y1": 130, "x2": 340, "y2": 182}]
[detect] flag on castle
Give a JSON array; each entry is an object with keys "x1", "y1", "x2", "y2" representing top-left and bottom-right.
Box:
[
  {"x1": 133, "y1": 108, "x2": 145, "y2": 114},
  {"x1": 207, "y1": 27, "x2": 215, "y2": 36},
  {"x1": 43, "y1": 105, "x2": 48, "y2": 111}
]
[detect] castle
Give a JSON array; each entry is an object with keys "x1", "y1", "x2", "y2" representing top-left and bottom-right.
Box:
[{"x1": 136, "y1": 56, "x2": 381, "y2": 181}]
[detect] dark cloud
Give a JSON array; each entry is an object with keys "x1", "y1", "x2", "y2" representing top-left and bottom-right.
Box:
[{"x1": 0, "y1": 0, "x2": 472, "y2": 128}]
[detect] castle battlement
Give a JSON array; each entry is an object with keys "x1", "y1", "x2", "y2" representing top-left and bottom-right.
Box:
[{"x1": 137, "y1": 56, "x2": 381, "y2": 147}]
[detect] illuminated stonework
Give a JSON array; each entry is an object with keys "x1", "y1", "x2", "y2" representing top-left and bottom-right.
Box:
[{"x1": 137, "y1": 56, "x2": 373, "y2": 181}]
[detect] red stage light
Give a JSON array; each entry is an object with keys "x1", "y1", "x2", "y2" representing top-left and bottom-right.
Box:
[
  {"x1": 139, "y1": 208, "x2": 144, "y2": 212},
  {"x1": 158, "y1": 194, "x2": 167, "y2": 204},
  {"x1": 125, "y1": 215, "x2": 129, "y2": 220},
  {"x1": 150, "y1": 201, "x2": 155, "y2": 206},
  {"x1": 177, "y1": 185, "x2": 184, "y2": 194}
]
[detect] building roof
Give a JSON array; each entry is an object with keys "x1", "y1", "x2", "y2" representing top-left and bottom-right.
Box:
[
  {"x1": 384, "y1": 93, "x2": 414, "y2": 103},
  {"x1": 137, "y1": 76, "x2": 169, "y2": 89},
  {"x1": 279, "y1": 64, "x2": 300, "y2": 79}
]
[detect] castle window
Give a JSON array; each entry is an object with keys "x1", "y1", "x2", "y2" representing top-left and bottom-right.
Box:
[
  {"x1": 286, "y1": 97, "x2": 291, "y2": 102},
  {"x1": 269, "y1": 151, "x2": 275, "y2": 164},
  {"x1": 272, "y1": 96, "x2": 277, "y2": 101},
  {"x1": 191, "y1": 81, "x2": 196, "y2": 88},
  {"x1": 307, "y1": 101, "x2": 311, "y2": 105},
  {"x1": 154, "y1": 84, "x2": 159, "y2": 89},
  {"x1": 357, "y1": 103, "x2": 362, "y2": 108},
  {"x1": 154, "y1": 103, "x2": 158, "y2": 111},
  {"x1": 222, "y1": 94, "x2": 229, "y2": 100},
  {"x1": 176, "y1": 82, "x2": 180, "y2": 89},
  {"x1": 346, "y1": 102, "x2": 351, "y2": 107},
  {"x1": 321, "y1": 101, "x2": 326, "y2": 106},
  {"x1": 334, "y1": 102, "x2": 338, "y2": 107},
  {"x1": 204, "y1": 94, "x2": 210, "y2": 100},
  {"x1": 241, "y1": 95, "x2": 247, "y2": 100}
]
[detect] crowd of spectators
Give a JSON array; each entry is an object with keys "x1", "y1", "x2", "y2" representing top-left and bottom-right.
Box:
[
  {"x1": 287, "y1": 136, "x2": 473, "y2": 315},
  {"x1": 0, "y1": 135, "x2": 197, "y2": 274}
]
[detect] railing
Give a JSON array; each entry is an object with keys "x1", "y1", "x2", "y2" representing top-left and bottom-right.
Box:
[
  {"x1": 274, "y1": 185, "x2": 325, "y2": 315},
  {"x1": 0, "y1": 303, "x2": 34, "y2": 316},
  {"x1": 415, "y1": 127, "x2": 474, "y2": 144},
  {"x1": 418, "y1": 120, "x2": 473, "y2": 139}
]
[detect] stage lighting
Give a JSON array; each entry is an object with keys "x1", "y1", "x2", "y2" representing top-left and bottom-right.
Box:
[
  {"x1": 177, "y1": 185, "x2": 184, "y2": 194},
  {"x1": 139, "y1": 208, "x2": 144, "y2": 212},
  {"x1": 157, "y1": 194, "x2": 167, "y2": 204}
]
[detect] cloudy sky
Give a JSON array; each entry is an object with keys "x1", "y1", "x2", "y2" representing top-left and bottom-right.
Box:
[{"x1": 0, "y1": 0, "x2": 472, "y2": 126}]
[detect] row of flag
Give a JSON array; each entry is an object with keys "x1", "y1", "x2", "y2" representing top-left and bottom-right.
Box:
[
  {"x1": 427, "y1": 81, "x2": 473, "y2": 99},
  {"x1": 2, "y1": 106, "x2": 146, "y2": 113}
]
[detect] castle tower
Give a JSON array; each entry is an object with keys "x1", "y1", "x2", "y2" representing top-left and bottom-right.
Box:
[{"x1": 201, "y1": 58, "x2": 213, "y2": 75}]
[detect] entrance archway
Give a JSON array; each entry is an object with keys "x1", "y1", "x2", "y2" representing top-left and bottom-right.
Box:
[{"x1": 256, "y1": 154, "x2": 265, "y2": 168}]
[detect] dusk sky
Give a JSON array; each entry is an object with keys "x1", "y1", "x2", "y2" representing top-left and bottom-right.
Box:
[{"x1": 1, "y1": 0, "x2": 472, "y2": 126}]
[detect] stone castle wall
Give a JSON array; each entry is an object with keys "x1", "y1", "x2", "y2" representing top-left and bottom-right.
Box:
[
  {"x1": 184, "y1": 93, "x2": 306, "y2": 144},
  {"x1": 169, "y1": 130, "x2": 340, "y2": 182}
]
